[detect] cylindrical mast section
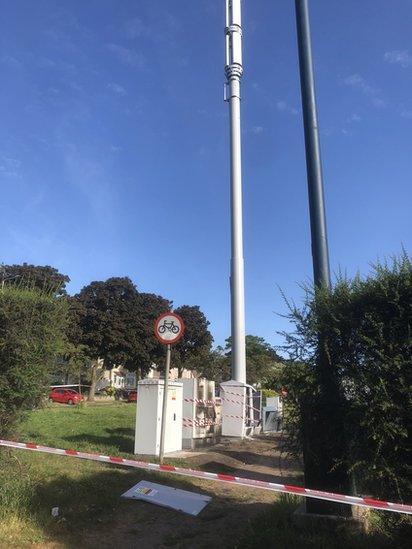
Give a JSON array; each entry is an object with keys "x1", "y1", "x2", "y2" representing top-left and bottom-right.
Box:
[
  {"x1": 225, "y1": 0, "x2": 246, "y2": 383},
  {"x1": 295, "y1": 0, "x2": 331, "y2": 289}
]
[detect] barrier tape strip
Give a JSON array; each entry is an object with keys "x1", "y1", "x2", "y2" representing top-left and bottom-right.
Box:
[
  {"x1": 221, "y1": 397, "x2": 261, "y2": 414},
  {"x1": 184, "y1": 395, "x2": 261, "y2": 415},
  {"x1": 182, "y1": 418, "x2": 218, "y2": 427},
  {"x1": 221, "y1": 389, "x2": 261, "y2": 399},
  {"x1": 184, "y1": 397, "x2": 216, "y2": 406},
  {"x1": 140, "y1": 386, "x2": 261, "y2": 414},
  {"x1": 1, "y1": 439, "x2": 409, "y2": 515},
  {"x1": 183, "y1": 416, "x2": 257, "y2": 426},
  {"x1": 221, "y1": 390, "x2": 262, "y2": 414}
]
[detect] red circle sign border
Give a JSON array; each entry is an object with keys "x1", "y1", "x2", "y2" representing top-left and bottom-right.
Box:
[{"x1": 154, "y1": 312, "x2": 185, "y2": 345}]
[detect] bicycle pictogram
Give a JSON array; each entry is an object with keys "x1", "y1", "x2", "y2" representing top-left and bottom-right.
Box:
[
  {"x1": 154, "y1": 312, "x2": 185, "y2": 345},
  {"x1": 158, "y1": 320, "x2": 180, "y2": 335}
]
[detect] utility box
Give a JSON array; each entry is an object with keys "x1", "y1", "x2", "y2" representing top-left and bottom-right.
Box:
[
  {"x1": 220, "y1": 380, "x2": 258, "y2": 438},
  {"x1": 262, "y1": 396, "x2": 283, "y2": 432},
  {"x1": 266, "y1": 396, "x2": 282, "y2": 410},
  {"x1": 182, "y1": 378, "x2": 221, "y2": 449},
  {"x1": 134, "y1": 379, "x2": 183, "y2": 456}
]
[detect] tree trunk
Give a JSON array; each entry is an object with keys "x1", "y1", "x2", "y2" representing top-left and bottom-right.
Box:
[{"x1": 88, "y1": 362, "x2": 98, "y2": 402}]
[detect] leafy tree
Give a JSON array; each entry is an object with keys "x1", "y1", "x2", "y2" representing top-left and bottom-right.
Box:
[
  {"x1": 0, "y1": 263, "x2": 70, "y2": 296},
  {"x1": 72, "y1": 277, "x2": 139, "y2": 399},
  {"x1": 223, "y1": 335, "x2": 283, "y2": 386},
  {"x1": 194, "y1": 346, "x2": 231, "y2": 383},
  {"x1": 125, "y1": 292, "x2": 172, "y2": 379},
  {"x1": 71, "y1": 278, "x2": 171, "y2": 398},
  {"x1": 170, "y1": 305, "x2": 213, "y2": 377},
  {"x1": 55, "y1": 342, "x2": 91, "y2": 387},
  {"x1": 0, "y1": 286, "x2": 67, "y2": 435}
]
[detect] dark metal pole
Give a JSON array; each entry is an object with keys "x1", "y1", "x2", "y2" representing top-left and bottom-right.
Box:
[
  {"x1": 294, "y1": 1, "x2": 351, "y2": 517},
  {"x1": 295, "y1": 0, "x2": 331, "y2": 289}
]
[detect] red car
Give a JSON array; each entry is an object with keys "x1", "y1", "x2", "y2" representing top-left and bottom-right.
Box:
[
  {"x1": 49, "y1": 388, "x2": 84, "y2": 405},
  {"x1": 127, "y1": 390, "x2": 137, "y2": 402}
]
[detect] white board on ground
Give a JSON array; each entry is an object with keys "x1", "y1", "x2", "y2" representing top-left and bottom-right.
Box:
[{"x1": 121, "y1": 480, "x2": 212, "y2": 516}]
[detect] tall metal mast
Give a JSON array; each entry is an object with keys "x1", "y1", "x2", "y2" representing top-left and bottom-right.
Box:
[
  {"x1": 225, "y1": 0, "x2": 246, "y2": 383},
  {"x1": 295, "y1": 0, "x2": 331, "y2": 289}
]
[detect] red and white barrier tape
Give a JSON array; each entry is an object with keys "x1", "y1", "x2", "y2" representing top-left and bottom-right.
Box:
[
  {"x1": 221, "y1": 389, "x2": 261, "y2": 399},
  {"x1": 0, "y1": 439, "x2": 410, "y2": 515},
  {"x1": 182, "y1": 417, "x2": 218, "y2": 427},
  {"x1": 221, "y1": 397, "x2": 261, "y2": 414},
  {"x1": 183, "y1": 415, "x2": 257, "y2": 425},
  {"x1": 184, "y1": 397, "x2": 216, "y2": 406},
  {"x1": 1, "y1": 439, "x2": 411, "y2": 514},
  {"x1": 184, "y1": 396, "x2": 260, "y2": 415},
  {"x1": 140, "y1": 387, "x2": 261, "y2": 414}
]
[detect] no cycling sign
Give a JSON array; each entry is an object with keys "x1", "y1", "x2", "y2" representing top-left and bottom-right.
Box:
[
  {"x1": 154, "y1": 312, "x2": 185, "y2": 345},
  {"x1": 153, "y1": 311, "x2": 185, "y2": 463}
]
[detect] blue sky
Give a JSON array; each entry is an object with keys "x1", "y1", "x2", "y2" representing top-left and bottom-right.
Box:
[{"x1": 1, "y1": 0, "x2": 411, "y2": 348}]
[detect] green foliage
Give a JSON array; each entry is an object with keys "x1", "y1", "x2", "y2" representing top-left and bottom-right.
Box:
[
  {"x1": 0, "y1": 286, "x2": 67, "y2": 435},
  {"x1": 261, "y1": 388, "x2": 277, "y2": 406},
  {"x1": 280, "y1": 253, "x2": 412, "y2": 508},
  {"x1": 192, "y1": 346, "x2": 231, "y2": 382},
  {"x1": 103, "y1": 385, "x2": 116, "y2": 397},
  {"x1": 0, "y1": 263, "x2": 70, "y2": 296},
  {"x1": 224, "y1": 335, "x2": 283, "y2": 386},
  {"x1": 71, "y1": 278, "x2": 171, "y2": 378},
  {"x1": 197, "y1": 336, "x2": 284, "y2": 385},
  {"x1": 128, "y1": 291, "x2": 172, "y2": 376},
  {"x1": 170, "y1": 305, "x2": 213, "y2": 375}
]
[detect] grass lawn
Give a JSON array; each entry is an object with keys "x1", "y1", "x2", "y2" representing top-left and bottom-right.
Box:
[
  {"x1": 16, "y1": 401, "x2": 137, "y2": 456},
  {"x1": 0, "y1": 402, "x2": 143, "y2": 546},
  {"x1": 1, "y1": 402, "x2": 409, "y2": 548}
]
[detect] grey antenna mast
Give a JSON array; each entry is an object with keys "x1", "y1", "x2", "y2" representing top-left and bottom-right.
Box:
[{"x1": 225, "y1": 0, "x2": 246, "y2": 383}]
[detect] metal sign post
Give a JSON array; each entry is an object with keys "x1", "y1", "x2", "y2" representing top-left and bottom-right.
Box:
[
  {"x1": 158, "y1": 344, "x2": 171, "y2": 464},
  {"x1": 154, "y1": 312, "x2": 185, "y2": 464}
]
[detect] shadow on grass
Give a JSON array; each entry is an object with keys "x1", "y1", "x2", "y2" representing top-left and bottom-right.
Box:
[
  {"x1": 64, "y1": 427, "x2": 135, "y2": 454},
  {"x1": 106, "y1": 427, "x2": 135, "y2": 437},
  {"x1": 200, "y1": 460, "x2": 303, "y2": 485},
  {"x1": 212, "y1": 449, "x2": 284, "y2": 469}
]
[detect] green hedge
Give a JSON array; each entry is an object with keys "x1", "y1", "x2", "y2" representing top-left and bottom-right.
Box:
[
  {"x1": 280, "y1": 253, "x2": 411, "y2": 505},
  {"x1": 0, "y1": 286, "x2": 67, "y2": 435}
]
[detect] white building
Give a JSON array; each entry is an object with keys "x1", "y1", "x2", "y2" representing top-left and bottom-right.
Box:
[{"x1": 96, "y1": 364, "x2": 136, "y2": 391}]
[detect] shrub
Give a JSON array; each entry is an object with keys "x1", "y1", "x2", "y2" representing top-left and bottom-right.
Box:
[
  {"x1": 103, "y1": 385, "x2": 116, "y2": 397},
  {"x1": 0, "y1": 286, "x2": 67, "y2": 436},
  {"x1": 280, "y1": 252, "x2": 412, "y2": 505}
]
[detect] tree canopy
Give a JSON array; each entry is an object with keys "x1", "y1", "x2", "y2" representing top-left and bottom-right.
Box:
[
  {"x1": 125, "y1": 292, "x2": 172, "y2": 377},
  {"x1": 198, "y1": 335, "x2": 283, "y2": 386},
  {"x1": 1, "y1": 263, "x2": 70, "y2": 296},
  {"x1": 71, "y1": 278, "x2": 172, "y2": 378},
  {"x1": 170, "y1": 305, "x2": 213, "y2": 376},
  {"x1": 223, "y1": 335, "x2": 283, "y2": 386}
]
